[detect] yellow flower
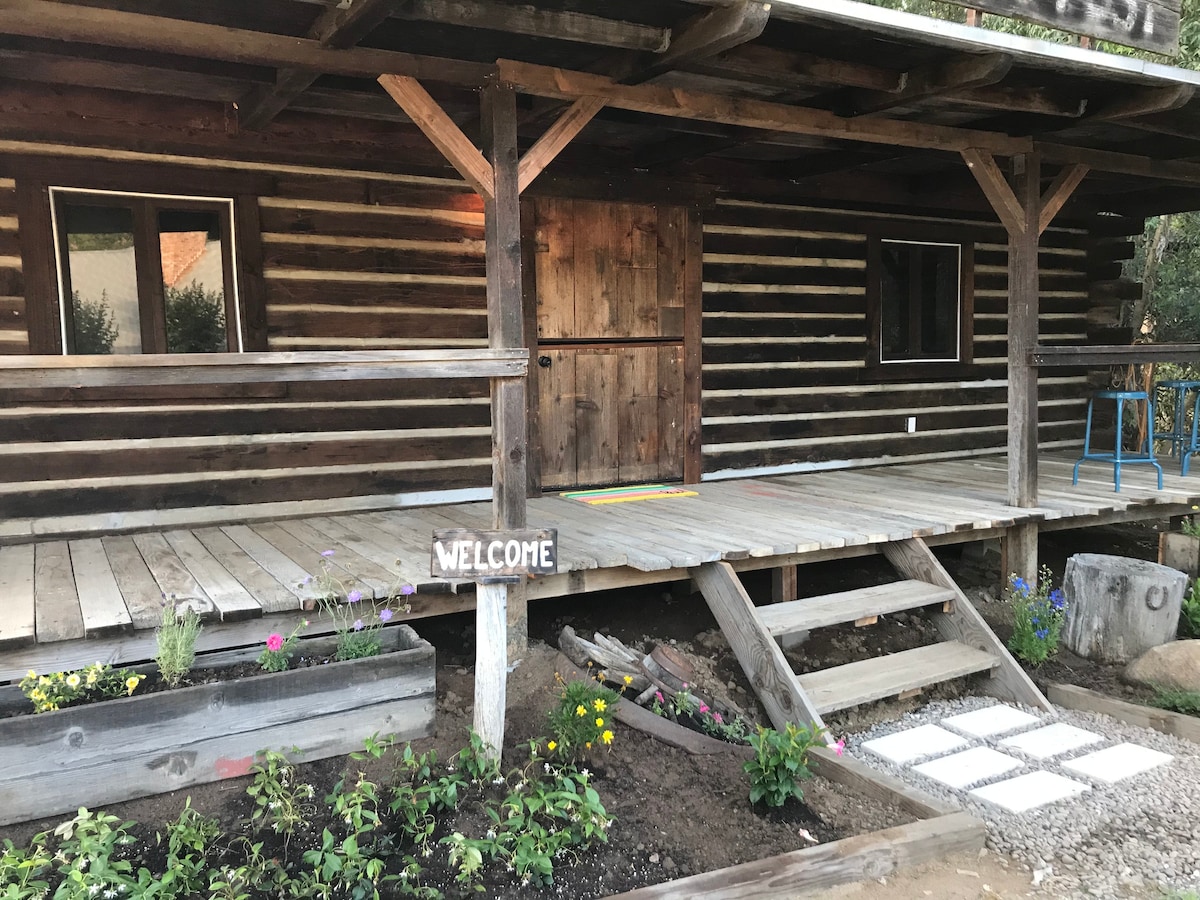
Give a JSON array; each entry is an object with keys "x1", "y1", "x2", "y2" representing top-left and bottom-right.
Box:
[
  {"x1": 65, "y1": 673, "x2": 81, "y2": 689},
  {"x1": 595, "y1": 717, "x2": 604, "y2": 728},
  {"x1": 547, "y1": 740, "x2": 557, "y2": 751},
  {"x1": 623, "y1": 675, "x2": 633, "y2": 685},
  {"x1": 86, "y1": 669, "x2": 98, "y2": 686},
  {"x1": 25, "y1": 669, "x2": 36, "y2": 680},
  {"x1": 593, "y1": 699, "x2": 607, "y2": 712},
  {"x1": 575, "y1": 704, "x2": 587, "y2": 717},
  {"x1": 125, "y1": 676, "x2": 141, "y2": 696},
  {"x1": 601, "y1": 730, "x2": 614, "y2": 745},
  {"x1": 53, "y1": 672, "x2": 64, "y2": 682},
  {"x1": 585, "y1": 741, "x2": 592, "y2": 749}
]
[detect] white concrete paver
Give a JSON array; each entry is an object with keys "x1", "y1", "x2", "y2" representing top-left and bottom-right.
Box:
[
  {"x1": 1062, "y1": 742, "x2": 1173, "y2": 784},
  {"x1": 999, "y1": 723, "x2": 1104, "y2": 760},
  {"x1": 942, "y1": 704, "x2": 1041, "y2": 738},
  {"x1": 969, "y1": 770, "x2": 1091, "y2": 813},
  {"x1": 912, "y1": 746, "x2": 1023, "y2": 789},
  {"x1": 861, "y1": 723, "x2": 968, "y2": 765}
]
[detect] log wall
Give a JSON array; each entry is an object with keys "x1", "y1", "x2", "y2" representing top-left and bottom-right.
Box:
[
  {"x1": 700, "y1": 198, "x2": 1094, "y2": 477},
  {"x1": 0, "y1": 149, "x2": 494, "y2": 533}
]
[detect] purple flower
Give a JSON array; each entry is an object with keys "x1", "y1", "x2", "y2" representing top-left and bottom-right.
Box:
[
  {"x1": 321, "y1": 550, "x2": 335, "y2": 558},
  {"x1": 379, "y1": 608, "x2": 394, "y2": 622},
  {"x1": 353, "y1": 619, "x2": 364, "y2": 632},
  {"x1": 400, "y1": 585, "x2": 415, "y2": 596},
  {"x1": 347, "y1": 590, "x2": 362, "y2": 604}
]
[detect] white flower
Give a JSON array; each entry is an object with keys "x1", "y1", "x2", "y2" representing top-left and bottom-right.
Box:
[
  {"x1": 486, "y1": 829, "x2": 496, "y2": 840},
  {"x1": 492, "y1": 776, "x2": 505, "y2": 785},
  {"x1": 88, "y1": 886, "x2": 101, "y2": 898},
  {"x1": 543, "y1": 763, "x2": 551, "y2": 773},
  {"x1": 581, "y1": 768, "x2": 590, "y2": 777}
]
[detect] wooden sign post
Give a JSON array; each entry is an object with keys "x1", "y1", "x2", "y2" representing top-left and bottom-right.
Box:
[{"x1": 432, "y1": 528, "x2": 557, "y2": 760}]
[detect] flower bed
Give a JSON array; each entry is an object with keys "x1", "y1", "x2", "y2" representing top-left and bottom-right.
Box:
[{"x1": 0, "y1": 624, "x2": 435, "y2": 826}]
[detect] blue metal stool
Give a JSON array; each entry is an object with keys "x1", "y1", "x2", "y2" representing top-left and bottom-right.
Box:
[
  {"x1": 1154, "y1": 379, "x2": 1200, "y2": 462},
  {"x1": 1181, "y1": 390, "x2": 1200, "y2": 476},
  {"x1": 1073, "y1": 390, "x2": 1163, "y2": 492}
]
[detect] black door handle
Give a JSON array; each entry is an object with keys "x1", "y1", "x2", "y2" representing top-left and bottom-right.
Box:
[{"x1": 538, "y1": 355, "x2": 552, "y2": 368}]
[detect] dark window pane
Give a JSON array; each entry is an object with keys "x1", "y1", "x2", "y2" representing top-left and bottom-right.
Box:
[
  {"x1": 61, "y1": 203, "x2": 139, "y2": 354},
  {"x1": 879, "y1": 240, "x2": 960, "y2": 362},
  {"x1": 159, "y1": 208, "x2": 228, "y2": 353}
]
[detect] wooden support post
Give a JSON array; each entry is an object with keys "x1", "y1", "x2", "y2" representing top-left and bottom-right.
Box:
[
  {"x1": 473, "y1": 580, "x2": 508, "y2": 760},
  {"x1": 771, "y1": 564, "x2": 798, "y2": 603},
  {"x1": 482, "y1": 80, "x2": 530, "y2": 678},
  {"x1": 1007, "y1": 152, "x2": 1041, "y2": 583}
]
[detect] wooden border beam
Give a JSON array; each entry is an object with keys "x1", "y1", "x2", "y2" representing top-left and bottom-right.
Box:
[
  {"x1": 1038, "y1": 163, "x2": 1089, "y2": 235},
  {"x1": 1091, "y1": 84, "x2": 1195, "y2": 121},
  {"x1": 961, "y1": 148, "x2": 1025, "y2": 234},
  {"x1": 623, "y1": 1, "x2": 771, "y2": 85},
  {"x1": 694, "y1": 44, "x2": 907, "y2": 93},
  {"x1": 239, "y1": 0, "x2": 397, "y2": 130},
  {"x1": 496, "y1": 59, "x2": 1031, "y2": 155},
  {"x1": 948, "y1": 85, "x2": 1088, "y2": 118},
  {"x1": 517, "y1": 97, "x2": 606, "y2": 193},
  {"x1": 1039, "y1": 142, "x2": 1200, "y2": 184},
  {"x1": 842, "y1": 52, "x2": 1013, "y2": 117},
  {"x1": 0, "y1": 0, "x2": 490, "y2": 86},
  {"x1": 378, "y1": 74, "x2": 495, "y2": 199}
]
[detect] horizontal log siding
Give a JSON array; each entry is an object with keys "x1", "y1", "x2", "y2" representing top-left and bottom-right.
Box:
[
  {"x1": 0, "y1": 151, "x2": 493, "y2": 529},
  {"x1": 701, "y1": 199, "x2": 1090, "y2": 476},
  {"x1": 0, "y1": 178, "x2": 26, "y2": 354}
]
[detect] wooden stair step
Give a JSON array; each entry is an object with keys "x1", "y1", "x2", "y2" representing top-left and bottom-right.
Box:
[
  {"x1": 796, "y1": 641, "x2": 998, "y2": 714},
  {"x1": 758, "y1": 580, "x2": 956, "y2": 637}
]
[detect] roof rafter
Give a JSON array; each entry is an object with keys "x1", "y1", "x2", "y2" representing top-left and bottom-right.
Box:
[
  {"x1": 689, "y1": 44, "x2": 906, "y2": 93},
  {"x1": 238, "y1": 0, "x2": 399, "y2": 131},
  {"x1": 835, "y1": 52, "x2": 1013, "y2": 117},
  {"x1": 617, "y1": 1, "x2": 770, "y2": 85},
  {"x1": 944, "y1": 84, "x2": 1087, "y2": 118},
  {"x1": 1090, "y1": 83, "x2": 1195, "y2": 121}
]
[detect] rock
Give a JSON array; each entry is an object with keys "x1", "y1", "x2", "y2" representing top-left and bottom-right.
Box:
[{"x1": 1125, "y1": 640, "x2": 1200, "y2": 691}]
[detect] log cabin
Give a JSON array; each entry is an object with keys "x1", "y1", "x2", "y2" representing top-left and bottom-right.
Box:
[{"x1": 4, "y1": 0, "x2": 1200, "y2": 731}]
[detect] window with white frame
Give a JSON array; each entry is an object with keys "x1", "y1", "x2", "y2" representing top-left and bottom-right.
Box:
[{"x1": 874, "y1": 238, "x2": 966, "y2": 364}]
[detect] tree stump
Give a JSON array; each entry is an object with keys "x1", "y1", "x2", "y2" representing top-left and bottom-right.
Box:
[{"x1": 1062, "y1": 553, "x2": 1186, "y2": 664}]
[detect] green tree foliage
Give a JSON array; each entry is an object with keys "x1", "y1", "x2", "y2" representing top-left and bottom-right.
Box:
[
  {"x1": 165, "y1": 280, "x2": 227, "y2": 353},
  {"x1": 70, "y1": 290, "x2": 118, "y2": 355}
]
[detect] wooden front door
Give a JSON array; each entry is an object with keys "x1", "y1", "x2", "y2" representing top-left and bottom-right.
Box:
[{"x1": 531, "y1": 198, "x2": 692, "y2": 490}]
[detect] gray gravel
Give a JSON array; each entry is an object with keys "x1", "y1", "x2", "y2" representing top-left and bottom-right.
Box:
[{"x1": 843, "y1": 695, "x2": 1200, "y2": 899}]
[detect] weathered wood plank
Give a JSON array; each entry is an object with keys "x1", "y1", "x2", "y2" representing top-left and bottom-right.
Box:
[
  {"x1": 220, "y1": 525, "x2": 325, "y2": 607},
  {"x1": 607, "y1": 811, "x2": 985, "y2": 899},
  {"x1": 1048, "y1": 682, "x2": 1200, "y2": 745},
  {"x1": 938, "y1": 0, "x2": 1180, "y2": 54},
  {"x1": 192, "y1": 527, "x2": 305, "y2": 614},
  {"x1": 161, "y1": 530, "x2": 261, "y2": 621},
  {"x1": 68, "y1": 539, "x2": 133, "y2": 636},
  {"x1": 132, "y1": 532, "x2": 216, "y2": 618},
  {"x1": 0, "y1": 544, "x2": 36, "y2": 648},
  {"x1": 809, "y1": 746, "x2": 960, "y2": 819},
  {"x1": 34, "y1": 541, "x2": 84, "y2": 643}
]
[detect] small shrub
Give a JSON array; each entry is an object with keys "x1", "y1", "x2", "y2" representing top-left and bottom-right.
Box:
[
  {"x1": 546, "y1": 675, "x2": 620, "y2": 762},
  {"x1": 19, "y1": 663, "x2": 145, "y2": 713},
  {"x1": 308, "y1": 550, "x2": 413, "y2": 661},
  {"x1": 1151, "y1": 685, "x2": 1200, "y2": 716},
  {"x1": 70, "y1": 290, "x2": 118, "y2": 354},
  {"x1": 1005, "y1": 565, "x2": 1066, "y2": 666},
  {"x1": 1181, "y1": 578, "x2": 1200, "y2": 638},
  {"x1": 165, "y1": 280, "x2": 226, "y2": 353},
  {"x1": 246, "y1": 749, "x2": 317, "y2": 841},
  {"x1": 155, "y1": 602, "x2": 203, "y2": 688},
  {"x1": 743, "y1": 722, "x2": 823, "y2": 808}
]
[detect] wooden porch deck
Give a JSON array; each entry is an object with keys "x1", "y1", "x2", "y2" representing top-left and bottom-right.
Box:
[{"x1": 3, "y1": 450, "x2": 1197, "y2": 681}]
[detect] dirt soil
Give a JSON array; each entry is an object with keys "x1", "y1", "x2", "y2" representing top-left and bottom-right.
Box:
[{"x1": 0, "y1": 520, "x2": 1181, "y2": 898}]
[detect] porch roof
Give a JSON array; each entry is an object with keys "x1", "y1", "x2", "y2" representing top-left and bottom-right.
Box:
[{"x1": 4, "y1": 1, "x2": 1200, "y2": 218}]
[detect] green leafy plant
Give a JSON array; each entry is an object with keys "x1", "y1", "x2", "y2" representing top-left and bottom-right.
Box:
[
  {"x1": 246, "y1": 748, "x2": 317, "y2": 841},
  {"x1": 1005, "y1": 565, "x2": 1067, "y2": 666},
  {"x1": 70, "y1": 290, "x2": 118, "y2": 355},
  {"x1": 1151, "y1": 685, "x2": 1200, "y2": 716},
  {"x1": 47, "y1": 807, "x2": 141, "y2": 899},
  {"x1": 308, "y1": 551, "x2": 414, "y2": 661},
  {"x1": 257, "y1": 619, "x2": 308, "y2": 672},
  {"x1": 647, "y1": 684, "x2": 751, "y2": 744},
  {"x1": 155, "y1": 602, "x2": 203, "y2": 688},
  {"x1": 545, "y1": 674, "x2": 619, "y2": 761},
  {"x1": 1181, "y1": 578, "x2": 1200, "y2": 638},
  {"x1": 19, "y1": 662, "x2": 146, "y2": 713},
  {"x1": 155, "y1": 798, "x2": 221, "y2": 899},
  {"x1": 743, "y1": 723, "x2": 824, "y2": 808},
  {"x1": 0, "y1": 837, "x2": 51, "y2": 900},
  {"x1": 164, "y1": 280, "x2": 226, "y2": 353}
]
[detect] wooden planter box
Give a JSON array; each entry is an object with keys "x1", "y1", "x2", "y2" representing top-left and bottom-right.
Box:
[
  {"x1": 1159, "y1": 532, "x2": 1200, "y2": 578},
  {"x1": 0, "y1": 625, "x2": 435, "y2": 826}
]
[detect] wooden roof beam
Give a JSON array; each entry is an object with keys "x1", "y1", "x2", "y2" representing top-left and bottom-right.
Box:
[
  {"x1": 945, "y1": 85, "x2": 1088, "y2": 118},
  {"x1": 619, "y1": 1, "x2": 771, "y2": 85},
  {"x1": 239, "y1": 0, "x2": 398, "y2": 131},
  {"x1": 0, "y1": 0, "x2": 491, "y2": 86},
  {"x1": 390, "y1": 0, "x2": 671, "y2": 53},
  {"x1": 961, "y1": 148, "x2": 1026, "y2": 234},
  {"x1": 517, "y1": 96, "x2": 606, "y2": 192},
  {"x1": 1090, "y1": 84, "x2": 1195, "y2": 122},
  {"x1": 1039, "y1": 163, "x2": 1089, "y2": 234},
  {"x1": 692, "y1": 44, "x2": 906, "y2": 93},
  {"x1": 495, "y1": 59, "x2": 1031, "y2": 155},
  {"x1": 837, "y1": 53, "x2": 1013, "y2": 117},
  {"x1": 1039, "y1": 141, "x2": 1200, "y2": 184}
]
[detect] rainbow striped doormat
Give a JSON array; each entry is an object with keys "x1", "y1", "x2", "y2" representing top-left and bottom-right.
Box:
[{"x1": 562, "y1": 484, "x2": 699, "y2": 505}]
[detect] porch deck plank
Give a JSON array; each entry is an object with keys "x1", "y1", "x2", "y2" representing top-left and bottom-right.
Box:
[
  {"x1": 68, "y1": 539, "x2": 132, "y2": 636},
  {"x1": 102, "y1": 536, "x2": 172, "y2": 629},
  {"x1": 0, "y1": 544, "x2": 35, "y2": 649},
  {"x1": 192, "y1": 527, "x2": 305, "y2": 614},
  {"x1": 274, "y1": 519, "x2": 398, "y2": 601},
  {"x1": 34, "y1": 542, "x2": 84, "y2": 643},
  {"x1": 303, "y1": 514, "x2": 438, "y2": 593},
  {"x1": 249, "y1": 521, "x2": 389, "y2": 601},
  {"x1": 219, "y1": 525, "x2": 324, "y2": 607},
  {"x1": 352, "y1": 508, "x2": 472, "y2": 589},
  {"x1": 132, "y1": 532, "x2": 216, "y2": 619},
  {"x1": 161, "y1": 530, "x2": 262, "y2": 622}
]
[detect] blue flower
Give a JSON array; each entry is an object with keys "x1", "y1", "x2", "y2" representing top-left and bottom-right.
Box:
[
  {"x1": 1031, "y1": 616, "x2": 1041, "y2": 626},
  {"x1": 1049, "y1": 589, "x2": 1065, "y2": 611},
  {"x1": 1011, "y1": 576, "x2": 1030, "y2": 596},
  {"x1": 1035, "y1": 628, "x2": 1049, "y2": 640}
]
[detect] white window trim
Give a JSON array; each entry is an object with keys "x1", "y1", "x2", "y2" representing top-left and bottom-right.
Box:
[{"x1": 878, "y1": 237, "x2": 962, "y2": 365}]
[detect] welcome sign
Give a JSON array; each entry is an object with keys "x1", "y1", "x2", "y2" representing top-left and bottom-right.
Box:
[{"x1": 431, "y1": 528, "x2": 558, "y2": 578}]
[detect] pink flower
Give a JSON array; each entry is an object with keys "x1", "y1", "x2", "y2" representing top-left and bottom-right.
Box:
[
  {"x1": 654, "y1": 691, "x2": 664, "y2": 703},
  {"x1": 712, "y1": 712, "x2": 723, "y2": 724},
  {"x1": 833, "y1": 738, "x2": 845, "y2": 756},
  {"x1": 266, "y1": 633, "x2": 284, "y2": 652},
  {"x1": 699, "y1": 704, "x2": 710, "y2": 714}
]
